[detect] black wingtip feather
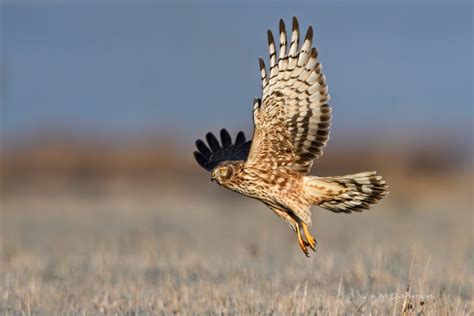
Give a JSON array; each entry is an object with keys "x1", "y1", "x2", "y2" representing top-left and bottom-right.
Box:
[
  {"x1": 206, "y1": 132, "x2": 220, "y2": 152},
  {"x1": 193, "y1": 151, "x2": 208, "y2": 169},
  {"x1": 193, "y1": 130, "x2": 252, "y2": 172},
  {"x1": 267, "y1": 30, "x2": 275, "y2": 45},
  {"x1": 279, "y1": 19, "x2": 285, "y2": 32},
  {"x1": 306, "y1": 26, "x2": 313, "y2": 42},
  {"x1": 195, "y1": 139, "x2": 211, "y2": 158},
  {"x1": 259, "y1": 57, "x2": 266, "y2": 70},
  {"x1": 220, "y1": 129, "x2": 232, "y2": 147},
  {"x1": 235, "y1": 131, "x2": 246, "y2": 145},
  {"x1": 292, "y1": 16, "x2": 298, "y2": 31}
]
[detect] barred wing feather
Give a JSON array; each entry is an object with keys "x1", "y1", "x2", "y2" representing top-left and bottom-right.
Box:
[{"x1": 247, "y1": 17, "x2": 331, "y2": 174}]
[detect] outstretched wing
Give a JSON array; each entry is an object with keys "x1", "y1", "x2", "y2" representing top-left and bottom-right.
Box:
[
  {"x1": 246, "y1": 17, "x2": 331, "y2": 174},
  {"x1": 194, "y1": 129, "x2": 252, "y2": 172}
]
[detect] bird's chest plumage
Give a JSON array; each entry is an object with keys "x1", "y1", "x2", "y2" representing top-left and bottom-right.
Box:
[{"x1": 229, "y1": 166, "x2": 307, "y2": 210}]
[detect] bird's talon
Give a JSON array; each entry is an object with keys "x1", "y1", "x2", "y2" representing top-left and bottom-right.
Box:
[
  {"x1": 302, "y1": 223, "x2": 317, "y2": 251},
  {"x1": 296, "y1": 224, "x2": 311, "y2": 257},
  {"x1": 299, "y1": 243, "x2": 310, "y2": 257}
]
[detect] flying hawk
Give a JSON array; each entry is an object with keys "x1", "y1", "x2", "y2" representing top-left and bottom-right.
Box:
[{"x1": 193, "y1": 17, "x2": 388, "y2": 256}]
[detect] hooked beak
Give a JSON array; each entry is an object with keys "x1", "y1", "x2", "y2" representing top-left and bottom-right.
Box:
[{"x1": 210, "y1": 170, "x2": 216, "y2": 182}]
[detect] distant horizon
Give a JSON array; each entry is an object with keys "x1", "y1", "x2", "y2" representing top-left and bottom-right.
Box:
[{"x1": 3, "y1": 123, "x2": 471, "y2": 154}]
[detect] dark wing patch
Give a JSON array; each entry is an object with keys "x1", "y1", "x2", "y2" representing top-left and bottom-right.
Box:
[{"x1": 193, "y1": 129, "x2": 252, "y2": 172}]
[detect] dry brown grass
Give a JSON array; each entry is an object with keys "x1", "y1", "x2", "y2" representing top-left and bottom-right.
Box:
[{"x1": 1, "y1": 175, "x2": 472, "y2": 315}]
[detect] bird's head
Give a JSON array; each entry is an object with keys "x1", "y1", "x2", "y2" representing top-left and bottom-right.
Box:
[
  {"x1": 211, "y1": 161, "x2": 246, "y2": 187},
  {"x1": 211, "y1": 163, "x2": 234, "y2": 185}
]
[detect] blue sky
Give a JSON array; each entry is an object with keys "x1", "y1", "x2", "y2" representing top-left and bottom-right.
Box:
[{"x1": 2, "y1": 1, "x2": 472, "y2": 144}]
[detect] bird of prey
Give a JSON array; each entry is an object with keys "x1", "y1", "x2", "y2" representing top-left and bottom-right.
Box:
[{"x1": 193, "y1": 17, "x2": 388, "y2": 256}]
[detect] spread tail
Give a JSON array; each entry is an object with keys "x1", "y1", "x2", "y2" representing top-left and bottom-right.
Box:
[{"x1": 304, "y1": 171, "x2": 388, "y2": 213}]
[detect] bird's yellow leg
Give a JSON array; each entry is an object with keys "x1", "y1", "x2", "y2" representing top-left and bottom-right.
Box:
[
  {"x1": 295, "y1": 224, "x2": 309, "y2": 257},
  {"x1": 302, "y1": 223, "x2": 317, "y2": 251}
]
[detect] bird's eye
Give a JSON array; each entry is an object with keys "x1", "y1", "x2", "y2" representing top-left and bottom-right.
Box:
[{"x1": 219, "y1": 168, "x2": 227, "y2": 175}]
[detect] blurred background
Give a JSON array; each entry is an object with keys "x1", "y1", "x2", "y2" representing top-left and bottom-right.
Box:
[{"x1": 1, "y1": 1, "x2": 472, "y2": 314}]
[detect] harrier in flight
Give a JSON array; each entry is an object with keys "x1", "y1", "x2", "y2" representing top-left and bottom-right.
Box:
[{"x1": 194, "y1": 17, "x2": 388, "y2": 256}]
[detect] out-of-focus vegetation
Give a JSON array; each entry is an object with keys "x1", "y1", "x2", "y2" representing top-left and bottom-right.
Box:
[{"x1": 1, "y1": 132, "x2": 472, "y2": 314}]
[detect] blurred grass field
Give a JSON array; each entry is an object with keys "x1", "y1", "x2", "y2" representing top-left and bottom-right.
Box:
[{"x1": 1, "y1": 139, "x2": 472, "y2": 314}]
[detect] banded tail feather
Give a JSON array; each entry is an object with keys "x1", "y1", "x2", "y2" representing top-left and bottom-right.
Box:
[{"x1": 304, "y1": 172, "x2": 388, "y2": 213}]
